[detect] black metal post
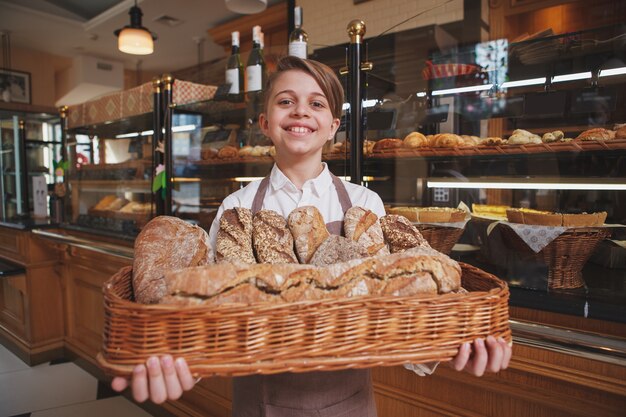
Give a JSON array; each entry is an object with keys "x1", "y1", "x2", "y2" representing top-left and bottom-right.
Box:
[
  {"x1": 18, "y1": 119, "x2": 29, "y2": 215},
  {"x1": 152, "y1": 77, "x2": 164, "y2": 216},
  {"x1": 162, "y1": 74, "x2": 173, "y2": 216},
  {"x1": 347, "y1": 20, "x2": 366, "y2": 185}
]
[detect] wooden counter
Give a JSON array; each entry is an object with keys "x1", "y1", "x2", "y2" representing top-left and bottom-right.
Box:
[
  {"x1": 0, "y1": 225, "x2": 64, "y2": 364},
  {"x1": 3, "y1": 227, "x2": 624, "y2": 417}
]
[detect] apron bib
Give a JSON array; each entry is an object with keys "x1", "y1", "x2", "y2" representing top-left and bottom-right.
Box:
[{"x1": 234, "y1": 173, "x2": 378, "y2": 417}]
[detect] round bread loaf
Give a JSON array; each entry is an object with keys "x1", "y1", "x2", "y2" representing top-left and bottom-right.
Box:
[
  {"x1": 133, "y1": 216, "x2": 213, "y2": 304},
  {"x1": 252, "y1": 209, "x2": 298, "y2": 264},
  {"x1": 309, "y1": 235, "x2": 369, "y2": 266},
  {"x1": 288, "y1": 206, "x2": 330, "y2": 264},
  {"x1": 372, "y1": 138, "x2": 403, "y2": 152},
  {"x1": 614, "y1": 126, "x2": 626, "y2": 139}
]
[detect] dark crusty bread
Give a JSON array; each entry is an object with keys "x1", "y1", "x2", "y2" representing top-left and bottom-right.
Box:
[
  {"x1": 308, "y1": 235, "x2": 368, "y2": 266},
  {"x1": 380, "y1": 214, "x2": 430, "y2": 253},
  {"x1": 287, "y1": 206, "x2": 330, "y2": 264},
  {"x1": 216, "y1": 207, "x2": 256, "y2": 264},
  {"x1": 133, "y1": 216, "x2": 213, "y2": 304},
  {"x1": 161, "y1": 246, "x2": 460, "y2": 306},
  {"x1": 343, "y1": 206, "x2": 389, "y2": 256},
  {"x1": 252, "y1": 209, "x2": 298, "y2": 264}
]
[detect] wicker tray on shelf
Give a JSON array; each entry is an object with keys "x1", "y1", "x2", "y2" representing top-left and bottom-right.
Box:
[
  {"x1": 501, "y1": 226, "x2": 611, "y2": 289},
  {"x1": 415, "y1": 225, "x2": 465, "y2": 255},
  {"x1": 96, "y1": 262, "x2": 510, "y2": 378}
]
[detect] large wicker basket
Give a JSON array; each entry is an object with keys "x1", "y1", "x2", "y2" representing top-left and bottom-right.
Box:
[
  {"x1": 501, "y1": 226, "x2": 611, "y2": 289},
  {"x1": 97, "y1": 263, "x2": 510, "y2": 378},
  {"x1": 415, "y1": 225, "x2": 465, "y2": 255}
]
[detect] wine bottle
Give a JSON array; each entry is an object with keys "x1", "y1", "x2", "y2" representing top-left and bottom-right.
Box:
[
  {"x1": 225, "y1": 31, "x2": 244, "y2": 102},
  {"x1": 246, "y1": 25, "x2": 265, "y2": 94},
  {"x1": 288, "y1": 7, "x2": 308, "y2": 59}
]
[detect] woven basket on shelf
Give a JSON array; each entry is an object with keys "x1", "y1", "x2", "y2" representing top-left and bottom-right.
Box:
[
  {"x1": 501, "y1": 226, "x2": 611, "y2": 289},
  {"x1": 415, "y1": 225, "x2": 465, "y2": 255},
  {"x1": 96, "y1": 263, "x2": 510, "y2": 378}
]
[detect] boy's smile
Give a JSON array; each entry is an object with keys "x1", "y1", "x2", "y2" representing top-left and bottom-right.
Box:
[{"x1": 259, "y1": 69, "x2": 340, "y2": 159}]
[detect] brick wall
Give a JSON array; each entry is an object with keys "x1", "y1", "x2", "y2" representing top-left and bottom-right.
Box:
[{"x1": 298, "y1": 0, "x2": 463, "y2": 50}]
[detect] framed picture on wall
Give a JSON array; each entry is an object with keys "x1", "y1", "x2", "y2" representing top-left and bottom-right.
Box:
[{"x1": 0, "y1": 68, "x2": 31, "y2": 104}]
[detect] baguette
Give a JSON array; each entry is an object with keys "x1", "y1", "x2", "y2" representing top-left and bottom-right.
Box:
[{"x1": 161, "y1": 246, "x2": 461, "y2": 306}]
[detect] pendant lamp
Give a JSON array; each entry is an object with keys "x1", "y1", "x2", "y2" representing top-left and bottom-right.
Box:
[
  {"x1": 225, "y1": 0, "x2": 267, "y2": 14},
  {"x1": 114, "y1": 1, "x2": 157, "y2": 55}
]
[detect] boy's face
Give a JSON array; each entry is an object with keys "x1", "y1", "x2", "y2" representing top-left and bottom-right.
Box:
[{"x1": 259, "y1": 70, "x2": 340, "y2": 160}]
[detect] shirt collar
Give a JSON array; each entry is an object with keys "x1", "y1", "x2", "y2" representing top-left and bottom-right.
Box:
[{"x1": 269, "y1": 163, "x2": 333, "y2": 197}]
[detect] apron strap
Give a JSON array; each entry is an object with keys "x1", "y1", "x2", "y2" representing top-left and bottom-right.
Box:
[
  {"x1": 330, "y1": 172, "x2": 352, "y2": 215},
  {"x1": 251, "y1": 176, "x2": 271, "y2": 215}
]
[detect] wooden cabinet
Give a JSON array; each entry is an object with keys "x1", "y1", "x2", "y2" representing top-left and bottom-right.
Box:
[
  {"x1": 0, "y1": 226, "x2": 64, "y2": 364},
  {"x1": 62, "y1": 243, "x2": 131, "y2": 363}
]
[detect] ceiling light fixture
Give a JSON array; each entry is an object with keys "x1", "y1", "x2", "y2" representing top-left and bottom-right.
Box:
[
  {"x1": 114, "y1": 0, "x2": 157, "y2": 55},
  {"x1": 225, "y1": 0, "x2": 267, "y2": 14}
]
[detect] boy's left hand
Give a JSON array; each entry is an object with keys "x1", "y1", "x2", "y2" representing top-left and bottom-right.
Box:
[{"x1": 449, "y1": 336, "x2": 512, "y2": 376}]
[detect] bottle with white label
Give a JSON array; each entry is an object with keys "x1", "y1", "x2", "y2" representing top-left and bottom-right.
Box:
[
  {"x1": 246, "y1": 25, "x2": 265, "y2": 94},
  {"x1": 225, "y1": 31, "x2": 244, "y2": 102},
  {"x1": 288, "y1": 7, "x2": 308, "y2": 59}
]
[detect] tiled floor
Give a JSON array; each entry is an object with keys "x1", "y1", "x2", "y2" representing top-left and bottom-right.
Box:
[{"x1": 0, "y1": 343, "x2": 152, "y2": 417}]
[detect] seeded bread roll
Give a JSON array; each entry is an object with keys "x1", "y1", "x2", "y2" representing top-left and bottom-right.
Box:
[
  {"x1": 161, "y1": 246, "x2": 460, "y2": 306},
  {"x1": 133, "y1": 216, "x2": 213, "y2": 304},
  {"x1": 252, "y1": 209, "x2": 298, "y2": 264},
  {"x1": 216, "y1": 207, "x2": 256, "y2": 264},
  {"x1": 309, "y1": 235, "x2": 369, "y2": 266},
  {"x1": 288, "y1": 206, "x2": 330, "y2": 264},
  {"x1": 343, "y1": 206, "x2": 389, "y2": 256},
  {"x1": 380, "y1": 214, "x2": 430, "y2": 253}
]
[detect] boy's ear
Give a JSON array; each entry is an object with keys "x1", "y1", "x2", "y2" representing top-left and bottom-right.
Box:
[
  {"x1": 328, "y1": 117, "x2": 341, "y2": 141},
  {"x1": 258, "y1": 113, "x2": 270, "y2": 135}
]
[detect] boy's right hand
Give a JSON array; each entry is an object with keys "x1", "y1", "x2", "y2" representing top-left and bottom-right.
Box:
[{"x1": 111, "y1": 355, "x2": 197, "y2": 404}]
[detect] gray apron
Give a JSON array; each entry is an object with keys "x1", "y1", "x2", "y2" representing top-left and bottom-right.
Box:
[{"x1": 232, "y1": 173, "x2": 377, "y2": 417}]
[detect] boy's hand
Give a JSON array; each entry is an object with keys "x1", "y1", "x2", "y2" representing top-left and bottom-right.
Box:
[
  {"x1": 111, "y1": 355, "x2": 196, "y2": 403},
  {"x1": 450, "y1": 336, "x2": 512, "y2": 376}
]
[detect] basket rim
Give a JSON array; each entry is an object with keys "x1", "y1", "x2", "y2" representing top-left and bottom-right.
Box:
[{"x1": 105, "y1": 262, "x2": 508, "y2": 313}]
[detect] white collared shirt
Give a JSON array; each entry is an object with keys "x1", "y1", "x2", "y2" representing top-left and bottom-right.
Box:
[{"x1": 208, "y1": 163, "x2": 385, "y2": 250}]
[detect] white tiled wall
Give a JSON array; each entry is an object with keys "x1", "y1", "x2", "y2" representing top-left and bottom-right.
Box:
[{"x1": 298, "y1": 0, "x2": 464, "y2": 50}]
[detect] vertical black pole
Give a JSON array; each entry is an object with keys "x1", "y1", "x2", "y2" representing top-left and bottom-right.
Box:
[
  {"x1": 152, "y1": 77, "x2": 164, "y2": 216},
  {"x1": 18, "y1": 120, "x2": 29, "y2": 215},
  {"x1": 162, "y1": 74, "x2": 173, "y2": 216},
  {"x1": 347, "y1": 20, "x2": 366, "y2": 185}
]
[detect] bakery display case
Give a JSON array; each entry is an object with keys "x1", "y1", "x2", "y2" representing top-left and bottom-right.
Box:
[
  {"x1": 63, "y1": 83, "x2": 157, "y2": 238},
  {"x1": 0, "y1": 110, "x2": 61, "y2": 220},
  {"x1": 318, "y1": 19, "x2": 626, "y2": 326}
]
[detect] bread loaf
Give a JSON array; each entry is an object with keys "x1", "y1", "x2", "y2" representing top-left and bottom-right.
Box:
[
  {"x1": 343, "y1": 206, "x2": 389, "y2": 256},
  {"x1": 216, "y1": 207, "x2": 256, "y2": 264},
  {"x1": 288, "y1": 206, "x2": 330, "y2": 263},
  {"x1": 161, "y1": 246, "x2": 461, "y2": 306},
  {"x1": 576, "y1": 128, "x2": 612, "y2": 141},
  {"x1": 615, "y1": 126, "x2": 626, "y2": 139},
  {"x1": 380, "y1": 214, "x2": 430, "y2": 253},
  {"x1": 217, "y1": 146, "x2": 239, "y2": 159},
  {"x1": 430, "y1": 133, "x2": 464, "y2": 148},
  {"x1": 403, "y1": 132, "x2": 429, "y2": 148},
  {"x1": 133, "y1": 216, "x2": 213, "y2": 304},
  {"x1": 309, "y1": 235, "x2": 369, "y2": 266},
  {"x1": 252, "y1": 209, "x2": 298, "y2": 264},
  {"x1": 373, "y1": 138, "x2": 403, "y2": 152}
]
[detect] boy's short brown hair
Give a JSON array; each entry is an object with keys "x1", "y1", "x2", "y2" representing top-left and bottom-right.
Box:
[{"x1": 264, "y1": 56, "x2": 344, "y2": 119}]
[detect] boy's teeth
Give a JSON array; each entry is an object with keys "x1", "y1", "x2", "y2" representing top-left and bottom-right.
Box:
[{"x1": 289, "y1": 126, "x2": 310, "y2": 133}]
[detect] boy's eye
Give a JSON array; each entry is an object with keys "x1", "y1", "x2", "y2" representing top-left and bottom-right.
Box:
[{"x1": 311, "y1": 101, "x2": 325, "y2": 108}]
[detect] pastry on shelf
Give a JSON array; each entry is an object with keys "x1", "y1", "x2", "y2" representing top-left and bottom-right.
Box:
[
  {"x1": 201, "y1": 147, "x2": 218, "y2": 160},
  {"x1": 507, "y1": 129, "x2": 542, "y2": 145},
  {"x1": 238, "y1": 146, "x2": 254, "y2": 157},
  {"x1": 506, "y1": 208, "x2": 607, "y2": 227},
  {"x1": 460, "y1": 135, "x2": 480, "y2": 146},
  {"x1": 388, "y1": 206, "x2": 466, "y2": 223},
  {"x1": 217, "y1": 145, "x2": 239, "y2": 159},
  {"x1": 541, "y1": 130, "x2": 564, "y2": 143},
  {"x1": 429, "y1": 133, "x2": 464, "y2": 148},
  {"x1": 92, "y1": 195, "x2": 118, "y2": 211},
  {"x1": 613, "y1": 125, "x2": 626, "y2": 139},
  {"x1": 478, "y1": 137, "x2": 505, "y2": 146},
  {"x1": 403, "y1": 132, "x2": 429, "y2": 148},
  {"x1": 372, "y1": 138, "x2": 403, "y2": 152},
  {"x1": 576, "y1": 128, "x2": 613, "y2": 141},
  {"x1": 471, "y1": 204, "x2": 510, "y2": 219}
]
